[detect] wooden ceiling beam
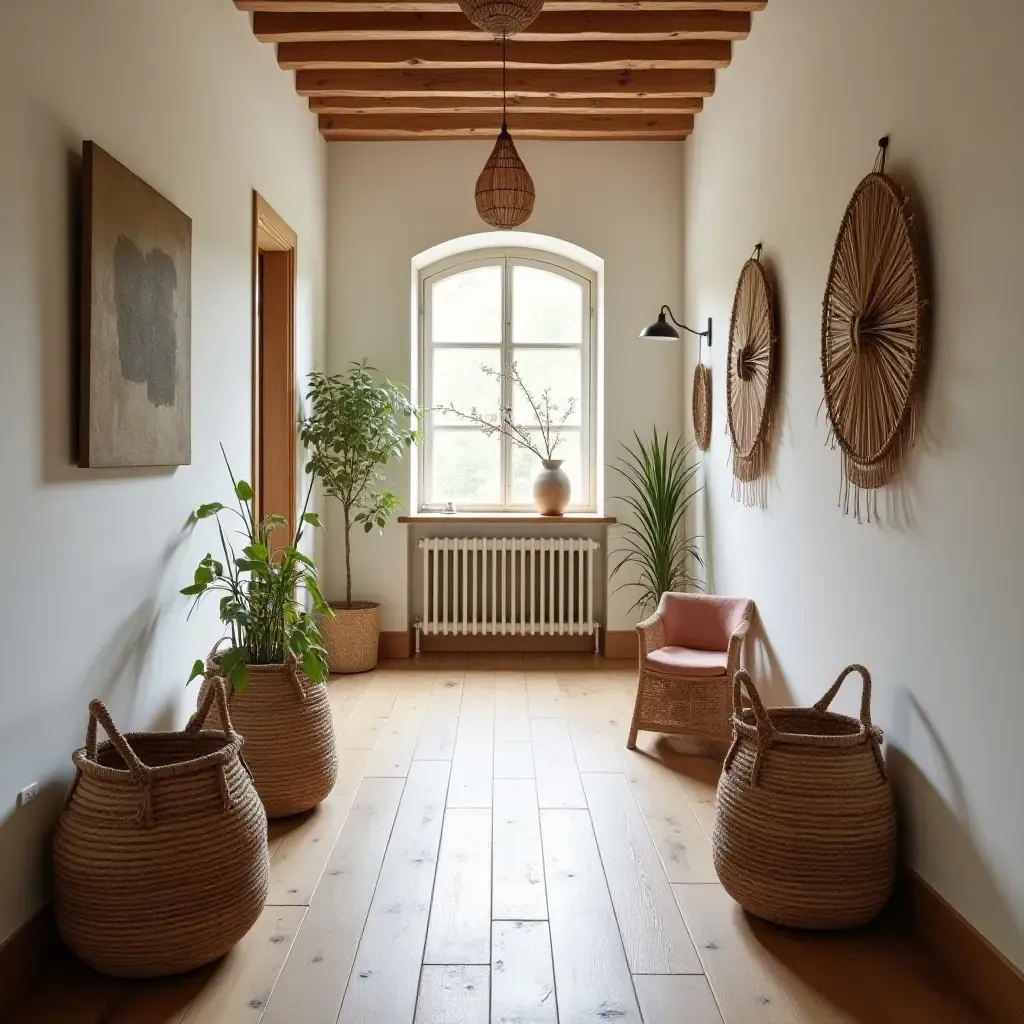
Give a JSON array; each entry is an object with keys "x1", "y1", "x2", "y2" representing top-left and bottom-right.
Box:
[
  {"x1": 322, "y1": 130, "x2": 690, "y2": 139},
  {"x1": 254, "y1": 10, "x2": 752, "y2": 41},
  {"x1": 297, "y1": 67, "x2": 715, "y2": 96},
  {"x1": 320, "y1": 111, "x2": 693, "y2": 131},
  {"x1": 240, "y1": 1, "x2": 764, "y2": 10},
  {"x1": 309, "y1": 94, "x2": 704, "y2": 113},
  {"x1": 279, "y1": 39, "x2": 731, "y2": 70}
]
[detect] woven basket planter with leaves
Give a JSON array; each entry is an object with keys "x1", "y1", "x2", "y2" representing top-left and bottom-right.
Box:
[
  {"x1": 713, "y1": 666, "x2": 897, "y2": 929},
  {"x1": 53, "y1": 680, "x2": 269, "y2": 977},
  {"x1": 200, "y1": 644, "x2": 338, "y2": 819}
]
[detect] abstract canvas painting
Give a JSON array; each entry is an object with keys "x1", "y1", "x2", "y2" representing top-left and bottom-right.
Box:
[{"x1": 80, "y1": 142, "x2": 192, "y2": 467}]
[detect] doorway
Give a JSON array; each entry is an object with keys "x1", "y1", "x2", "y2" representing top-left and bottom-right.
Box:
[{"x1": 252, "y1": 192, "x2": 297, "y2": 546}]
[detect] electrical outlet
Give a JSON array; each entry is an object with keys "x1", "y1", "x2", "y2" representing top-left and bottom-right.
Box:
[{"x1": 17, "y1": 782, "x2": 39, "y2": 808}]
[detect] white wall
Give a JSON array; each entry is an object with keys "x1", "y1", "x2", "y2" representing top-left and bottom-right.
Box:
[
  {"x1": 683, "y1": 0, "x2": 1024, "y2": 967},
  {"x1": 327, "y1": 142, "x2": 689, "y2": 632},
  {"x1": 0, "y1": 1, "x2": 326, "y2": 944}
]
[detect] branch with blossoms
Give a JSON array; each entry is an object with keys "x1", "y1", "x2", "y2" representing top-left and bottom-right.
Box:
[{"x1": 439, "y1": 363, "x2": 576, "y2": 461}]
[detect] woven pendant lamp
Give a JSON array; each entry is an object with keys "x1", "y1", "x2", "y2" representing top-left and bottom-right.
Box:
[
  {"x1": 459, "y1": 0, "x2": 543, "y2": 36},
  {"x1": 474, "y1": 36, "x2": 535, "y2": 228}
]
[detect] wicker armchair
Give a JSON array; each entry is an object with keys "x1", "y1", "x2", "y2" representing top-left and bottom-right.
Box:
[{"x1": 626, "y1": 593, "x2": 753, "y2": 749}]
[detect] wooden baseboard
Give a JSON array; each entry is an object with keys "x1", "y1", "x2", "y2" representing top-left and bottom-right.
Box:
[
  {"x1": 604, "y1": 630, "x2": 638, "y2": 660},
  {"x1": 0, "y1": 906, "x2": 59, "y2": 1016},
  {"x1": 379, "y1": 630, "x2": 411, "y2": 659},
  {"x1": 901, "y1": 867, "x2": 1024, "y2": 1022},
  {"x1": 420, "y1": 634, "x2": 594, "y2": 653}
]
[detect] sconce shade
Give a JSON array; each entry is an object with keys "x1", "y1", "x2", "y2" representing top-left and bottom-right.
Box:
[
  {"x1": 639, "y1": 310, "x2": 681, "y2": 340},
  {"x1": 475, "y1": 126, "x2": 535, "y2": 228},
  {"x1": 458, "y1": 0, "x2": 544, "y2": 36}
]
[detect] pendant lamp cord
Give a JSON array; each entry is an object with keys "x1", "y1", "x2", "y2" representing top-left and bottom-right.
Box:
[{"x1": 501, "y1": 33, "x2": 507, "y2": 131}]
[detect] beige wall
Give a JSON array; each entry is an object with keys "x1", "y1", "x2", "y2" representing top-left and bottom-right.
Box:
[
  {"x1": 326, "y1": 141, "x2": 689, "y2": 632},
  {"x1": 683, "y1": 0, "x2": 1024, "y2": 966},
  {"x1": 0, "y1": 1, "x2": 326, "y2": 944}
]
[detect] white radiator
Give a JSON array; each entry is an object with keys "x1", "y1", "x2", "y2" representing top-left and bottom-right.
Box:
[{"x1": 415, "y1": 537, "x2": 601, "y2": 652}]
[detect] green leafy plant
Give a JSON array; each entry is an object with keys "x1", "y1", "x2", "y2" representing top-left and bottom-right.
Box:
[
  {"x1": 182, "y1": 445, "x2": 331, "y2": 691},
  {"x1": 610, "y1": 430, "x2": 705, "y2": 616},
  {"x1": 301, "y1": 361, "x2": 421, "y2": 608}
]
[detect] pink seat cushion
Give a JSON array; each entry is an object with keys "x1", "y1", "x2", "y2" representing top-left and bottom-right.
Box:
[{"x1": 645, "y1": 646, "x2": 729, "y2": 677}]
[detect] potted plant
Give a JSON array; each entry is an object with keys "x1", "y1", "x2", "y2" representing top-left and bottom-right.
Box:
[
  {"x1": 441, "y1": 362, "x2": 576, "y2": 515},
  {"x1": 301, "y1": 362, "x2": 421, "y2": 673},
  {"x1": 182, "y1": 445, "x2": 337, "y2": 818},
  {"x1": 610, "y1": 429, "x2": 705, "y2": 616}
]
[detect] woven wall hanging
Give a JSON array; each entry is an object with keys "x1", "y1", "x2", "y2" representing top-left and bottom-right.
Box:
[
  {"x1": 692, "y1": 360, "x2": 711, "y2": 452},
  {"x1": 727, "y1": 244, "x2": 777, "y2": 507},
  {"x1": 474, "y1": 36, "x2": 535, "y2": 228},
  {"x1": 821, "y1": 137, "x2": 925, "y2": 521},
  {"x1": 459, "y1": 0, "x2": 543, "y2": 36}
]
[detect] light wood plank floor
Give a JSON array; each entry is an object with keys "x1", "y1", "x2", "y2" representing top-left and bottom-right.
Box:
[{"x1": 13, "y1": 656, "x2": 985, "y2": 1023}]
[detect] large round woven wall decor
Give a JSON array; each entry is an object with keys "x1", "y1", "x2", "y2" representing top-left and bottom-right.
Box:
[
  {"x1": 821, "y1": 138, "x2": 925, "y2": 521},
  {"x1": 692, "y1": 363, "x2": 711, "y2": 452},
  {"x1": 727, "y1": 246, "x2": 777, "y2": 507}
]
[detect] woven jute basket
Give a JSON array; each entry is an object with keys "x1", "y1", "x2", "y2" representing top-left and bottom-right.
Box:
[
  {"x1": 713, "y1": 665, "x2": 896, "y2": 929},
  {"x1": 202, "y1": 643, "x2": 338, "y2": 818},
  {"x1": 318, "y1": 601, "x2": 380, "y2": 674},
  {"x1": 53, "y1": 680, "x2": 268, "y2": 977}
]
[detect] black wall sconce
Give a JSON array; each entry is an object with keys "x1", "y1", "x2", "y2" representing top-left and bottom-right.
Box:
[{"x1": 639, "y1": 306, "x2": 713, "y2": 347}]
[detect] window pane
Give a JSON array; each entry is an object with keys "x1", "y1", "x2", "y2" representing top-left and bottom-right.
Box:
[
  {"x1": 432, "y1": 348, "x2": 500, "y2": 425},
  {"x1": 511, "y1": 348, "x2": 582, "y2": 428},
  {"x1": 431, "y1": 265, "x2": 502, "y2": 344},
  {"x1": 431, "y1": 429, "x2": 501, "y2": 506},
  {"x1": 512, "y1": 265, "x2": 583, "y2": 345},
  {"x1": 512, "y1": 430, "x2": 583, "y2": 506}
]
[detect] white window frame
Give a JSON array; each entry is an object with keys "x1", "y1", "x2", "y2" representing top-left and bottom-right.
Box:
[{"x1": 418, "y1": 247, "x2": 597, "y2": 512}]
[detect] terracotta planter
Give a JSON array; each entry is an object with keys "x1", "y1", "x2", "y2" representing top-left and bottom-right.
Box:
[
  {"x1": 533, "y1": 459, "x2": 571, "y2": 516},
  {"x1": 318, "y1": 601, "x2": 380, "y2": 674},
  {"x1": 200, "y1": 650, "x2": 338, "y2": 819}
]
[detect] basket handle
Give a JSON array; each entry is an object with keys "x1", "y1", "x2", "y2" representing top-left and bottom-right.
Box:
[
  {"x1": 286, "y1": 653, "x2": 308, "y2": 702},
  {"x1": 813, "y1": 664, "x2": 873, "y2": 727},
  {"x1": 725, "y1": 670, "x2": 776, "y2": 786},
  {"x1": 815, "y1": 664, "x2": 888, "y2": 781},
  {"x1": 84, "y1": 700, "x2": 155, "y2": 825},
  {"x1": 186, "y1": 676, "x2": 236, "y2": 738},
  {"x1": 206, "y1": 635, "x2": 233, "y2": 669}
]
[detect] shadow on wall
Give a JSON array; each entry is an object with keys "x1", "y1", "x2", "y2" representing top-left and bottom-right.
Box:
[
  {"x1": 742, "y1": 611, "x2": 796, "y2": 708},
  {"x1": 888, "y1": 689, "x2": 1024, "y2": 969}
]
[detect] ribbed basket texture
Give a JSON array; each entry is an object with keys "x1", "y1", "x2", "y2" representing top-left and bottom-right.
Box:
[
  {"x1": 713, "y1": 665, "x2": 897, "y2": 929},
  {"x1": 318, "y1": 601, "x2": 380, "y2": 674},
  {"x1": 202, "y1": 645, "x2": 338, "y2": 818},
  {"x1": 475, "y1": 127, "x2": 535, "y2": 228},
  {"x1": 53, "y1": 680, "x2": 269, "y2": 977},
  {"x1": 458, "y1": 0, "x2": 543, "y2": 36}
]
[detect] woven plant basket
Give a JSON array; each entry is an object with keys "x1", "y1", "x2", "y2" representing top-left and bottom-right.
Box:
[
  {"x1": 318, "y1": 600, "x2": 380, "y2": 674},
  {"x1": 53, "y1": 680, "x2": 268, "y2": 977},
  {"x1": 713, "y1": 666, "x2": 896, "y2": 929},
  {"x1": 201, "y1": 644, "x2": 338, "y2": 818}
]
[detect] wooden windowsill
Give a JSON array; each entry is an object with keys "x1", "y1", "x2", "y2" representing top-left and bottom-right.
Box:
[{"x1": 397, "y1": 513, "x2": 616, "y2": 525}]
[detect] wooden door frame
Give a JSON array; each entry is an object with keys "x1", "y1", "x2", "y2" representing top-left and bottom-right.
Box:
[{"x1": 251, "y1": 192, "x2": 298, "y2": 537}]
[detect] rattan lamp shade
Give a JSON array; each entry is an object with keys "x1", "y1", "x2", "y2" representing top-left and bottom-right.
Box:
[
  {"x1": 459, "y1": 0, "x2": 543, "y2": 35},
  {"x1": 475, "y1": 126, "x2": 535, "y2": 228}
]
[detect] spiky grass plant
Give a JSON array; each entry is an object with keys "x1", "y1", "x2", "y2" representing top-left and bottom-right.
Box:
[{"x1": 610, "y1": 430, "x2": 704, "y2": 617}]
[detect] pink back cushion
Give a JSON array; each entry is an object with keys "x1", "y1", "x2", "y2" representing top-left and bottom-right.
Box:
[{"x1": 660, "y1": 593, "x2": 751, "y2": 651}]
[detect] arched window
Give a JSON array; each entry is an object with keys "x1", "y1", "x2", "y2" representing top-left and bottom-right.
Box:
[{"x1": 417, "y1": 247, "x2": 598, "y2": 512}]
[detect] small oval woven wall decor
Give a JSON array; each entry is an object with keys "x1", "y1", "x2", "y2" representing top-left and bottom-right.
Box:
[
  {"x1": 475, "y1": 125, "x2": 535, "y2": 228},
  {"x1": 821, "y1": 139, "x2": 925, "y2": 521},
  {"x1": 458, "y1": 0, "x2": 544, "y2": 36},
  {"x1": 726, "y1": 249, "x2": 777, "y2": 507},
  {"x1": 692, "y1": 363, "x2": 711, "y2": 451}
]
